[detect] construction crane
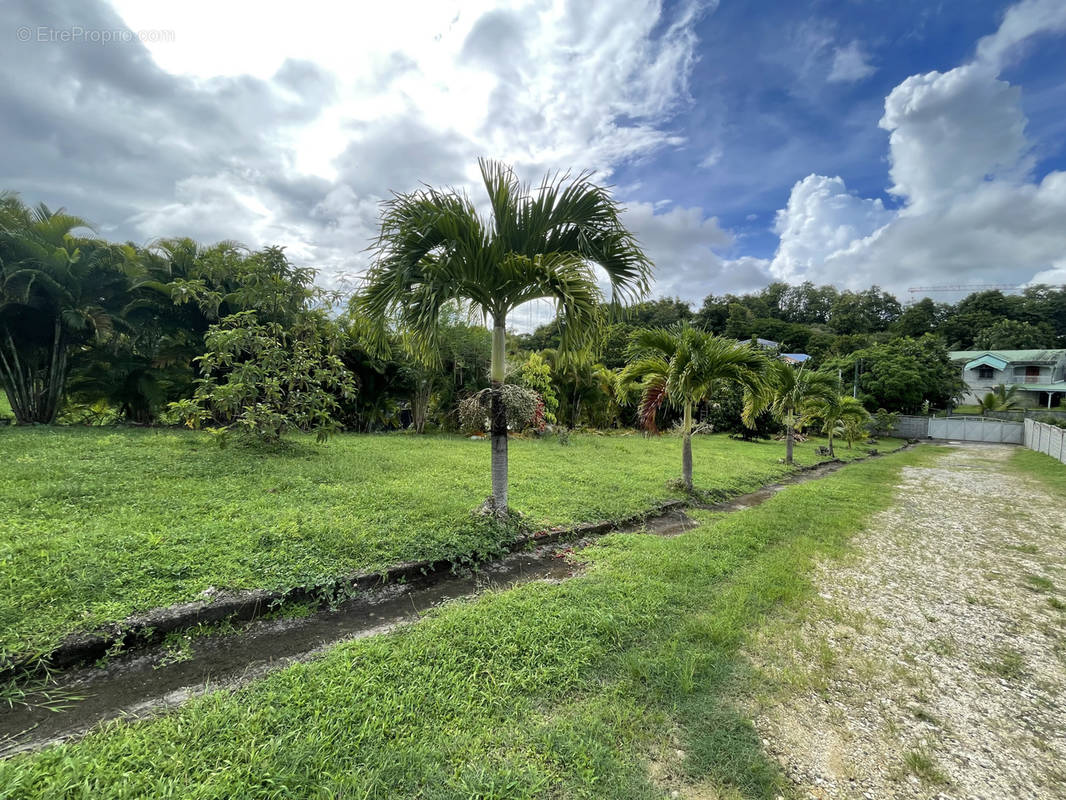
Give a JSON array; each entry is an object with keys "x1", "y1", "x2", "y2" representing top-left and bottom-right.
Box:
[
  {"x1": 906, "y1": 283, "x2": 1065, "y2": 303},
  {"x1": 907, "y1": 283, "x2": 1026, "y2": 294}
]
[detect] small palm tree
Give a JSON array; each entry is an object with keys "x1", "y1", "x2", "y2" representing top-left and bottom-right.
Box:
[
  {"x1": 357, "y1": 160, "x2": 651, "y2": 514},
  {"x1": 807, "y1": 393, "x2": 869, "y2": 457},
  {"x1": 764, "y1": 362, "x2": 840, "y2": 464},
  {"x1": 618, "y1": 323, "x2": 770, "y2": 491},
  {"x1": 978, "y1": 383, "x2": 1020, "y2": 415}
]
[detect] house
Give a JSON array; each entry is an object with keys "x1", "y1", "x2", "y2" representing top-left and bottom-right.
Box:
[
  {"x1": 950, "y1": 348, "x2": 1066, "y2": 408},
  {"x1": 743, "y1": 337, "x2": 812, "y2": 365}
]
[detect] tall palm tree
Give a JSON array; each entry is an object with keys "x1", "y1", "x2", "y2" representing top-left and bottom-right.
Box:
[
  {"x1": 806, "y1": 393, "x2": 869, "y2": 457},
  {"x1": 357, "y1": 159, "x2": 652, "y2": 514},
  {"x1": 765, "y1": 362, "x2": 840, "y2": 464},
  {"x1": 618, "y1": 323, "x2": 770, "y2": 491}
]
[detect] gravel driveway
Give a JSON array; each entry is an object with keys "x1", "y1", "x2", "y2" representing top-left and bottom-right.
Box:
[{"x1": 749, "y1": 443, "x2": 1066, "y2": 800}]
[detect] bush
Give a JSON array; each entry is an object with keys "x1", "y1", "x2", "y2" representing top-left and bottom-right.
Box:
[{"x1": 168, "y1": 311, "x2": 356, "y2": 443}]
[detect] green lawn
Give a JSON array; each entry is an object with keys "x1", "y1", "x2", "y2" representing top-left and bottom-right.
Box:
[
  {"x1": 0, "y1": 428, "x2": 893, "y2": 663},
  {"x1": 0, "y1": 444, "x2": 932, "y2": 799},
  {"x1": 1010, "y1": 447, "x2": 1066, "y2": 493}
]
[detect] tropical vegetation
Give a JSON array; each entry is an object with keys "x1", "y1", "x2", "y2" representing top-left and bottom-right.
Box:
[
  {"x1": 762, "y1": 362, "x2": 840, "y2": 464},
  {"x1": 617, "y1": 323, "x2": 770, "y2": 489},
  {"x1": 355, "y1": 159, "x2": 651, "y2": 514}
]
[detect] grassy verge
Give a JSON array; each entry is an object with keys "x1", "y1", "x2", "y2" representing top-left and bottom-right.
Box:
[
  {"x1": 0, "y1": 428, "x2": 894, "y2": 664},
  {"x1": 0, "y1": 445, "x2": 931, "y2": 799},
  {"x1": 1010, "y1": 447, "x2": 1066, "y2": 493}
]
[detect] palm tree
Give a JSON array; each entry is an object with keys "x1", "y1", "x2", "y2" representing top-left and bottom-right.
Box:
[
  {"x1": 357, "y1": 160, "x2": 652, "y2": 514},
  {"x1": 617, "y1": 323, "x2": 770, "y2": 491},
  {"x1": 0, "y1": 196, "x2": 138, "y2": 423},
  {"x1": 978, "y1": 383, "x2": 1020, "y2": 415},
  {"x1": 764, "y1": 362, "x2": 840, "y2": 464},
  {"x1": 807, "y1": 393, "x2": 869, "y2": 457}
]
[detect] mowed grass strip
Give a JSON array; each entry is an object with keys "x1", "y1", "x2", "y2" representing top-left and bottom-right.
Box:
[
  {"x1": 0, "y1": 446, "x2": 932, "y2": 800},
  {"x1": 0, "y1": 428, "x2": 887, "y2": 662},
  {"x1": 1009, "y1": 446, "x2": 1066, "y2": 494}
]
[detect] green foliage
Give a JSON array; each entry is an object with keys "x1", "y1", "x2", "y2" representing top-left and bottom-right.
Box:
[
  {"x1": 977, "y1": 384, "x2": 1020, "y2": 415},
  {"x1": 826, "y1": 335, "x2": 964, "y2": 413},
  {"x1": 0, "y1": 447, "x2": 928, "y2": 798},
  {"x1": 356, "y1": 159, "x2": 651, "y2": 359},
  {"x1": 973, "y1": 318, "x2": 1056, "y2": 350},
  {"x1": 763, "y1": 362, "x2": 840, "y2": 432},
  {"x1": 169, "y1": 311, "x2": 356, "y2": 443},
  {"x1": 871, "y1": 408, "x2": 900, "y2": 436},
  {"x1": 519, "y1": 352, "x2": 557, "y2": 423},
  {"x1": 0, "y1": 195, "x2": 134, "y2": 423},
  {"x1": 701, "y1": 380, "x2": 780, "y2": 440},
  {"x1": 618, "y1": 323, "x2": 770, "y2": 433},
  {"x1": 805, "y1": 393, "x2": 870, "y2": 455}
]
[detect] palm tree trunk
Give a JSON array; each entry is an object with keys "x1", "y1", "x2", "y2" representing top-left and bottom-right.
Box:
[
  {"x1": 44, "y1": 318, "x2": 66, "y2": 424},
  {"x1": 827, "y1": 426, "x2": 835, "y2": 458},
  {"x1": 785, "y1": 414, "x2": 795, "y2": 465},
  {"x1": 489, "y1": 319, "x2": 508, "y2": 513},
  {"x1": 682, "y1": 401, "x2": 693, "y2": 491}
]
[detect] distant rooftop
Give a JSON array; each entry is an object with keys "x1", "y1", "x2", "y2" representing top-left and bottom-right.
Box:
[{"x1": 949, "y1": 349, "x2": 1066, "y2": 363}]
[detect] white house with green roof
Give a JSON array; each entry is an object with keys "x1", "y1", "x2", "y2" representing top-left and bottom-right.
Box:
[{"x1": 950, "y1": 348, "x2": 1066, "y2": 408}]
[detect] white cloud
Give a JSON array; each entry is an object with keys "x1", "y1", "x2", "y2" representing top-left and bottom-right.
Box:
[
  {"x1": 879, "y1": 64, "x2": 1031, "y2": 212},
  {"x1": 4, "y1": 0, "x2": 712, "y2": 296},
  {"x1": 699, "y1": 146, "x2": 723, "y2": 168},
  {"x1": 975, "y1": 0, "x2": 1066, "y2": 72},
  {"x1": 769, "y1": 174, "x2": 892, "y2": 283},
  {"x1": 622, "y1": 201, "x2": 770, "y2": 301},
  {"x1": 827, "y1": 41, "x2": 876, "y2": 83},
  {"x1": 755, "y1": 0, "x2": 1066, "y2": 297}
]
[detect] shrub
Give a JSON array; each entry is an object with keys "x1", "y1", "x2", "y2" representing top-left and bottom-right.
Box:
[{"x1": 168, "y1": 311, "x2": 356, "y2": 443}]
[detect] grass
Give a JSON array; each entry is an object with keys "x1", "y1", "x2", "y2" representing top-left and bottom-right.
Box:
[
  {"x1": 901, "y1": 749, "x2": 949, "y2": 785},
  {"x1": 1010, "y1": 447, "x2": 1066, "y2": 495},
  {"x1": 980, "y1": 646, "x2": 1026, "y2": 680},
  {"x1": 0, "y1": 443, "x2": 930, "y2": 799},
  {"x1": 0, "y1": 427, "x2": 895, "y2": 665}
]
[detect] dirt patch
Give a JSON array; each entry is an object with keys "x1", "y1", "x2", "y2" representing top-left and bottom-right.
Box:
[{"x1": 747, "y1": 444, "x2": 1066, "y2": 799}]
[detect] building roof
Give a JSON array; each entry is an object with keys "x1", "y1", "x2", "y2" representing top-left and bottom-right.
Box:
[
  {"x1": 1013, "y1": 382, "x2": 1066, "y2": 392},
  {"x1": 781, "y1": 353, "x2": 811, "y2": 363},
  {"x1": 950, "y1": 349, "x2": 1066, "y2": 364},
  {"x1": 963, "y1": 353, "x2": 1009, "y2": 371}
]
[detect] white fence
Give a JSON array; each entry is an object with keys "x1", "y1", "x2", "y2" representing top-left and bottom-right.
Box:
[
  {"x1": 1024, "y1": 418, "x2": 1066, "y2": 465},
  {"x1": 928, "y1": 416, "x2": 1024, "y2": 444}
]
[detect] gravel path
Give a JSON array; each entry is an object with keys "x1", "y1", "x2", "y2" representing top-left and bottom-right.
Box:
[{"x1": 749, "y1": 443, "x2": 1066, "y2": 800}]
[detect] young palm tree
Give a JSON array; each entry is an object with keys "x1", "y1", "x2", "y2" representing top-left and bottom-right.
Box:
[
  {"x1": 357, "y1": 159, "x2": 651, "y2": 514},
  {"x1": 977, "y1": 383, "x2": 1020, "y2": 415},
  {"x1": 618, "y1": 323, "x2": 770, "y2": 491},
  {"x1": 765, "y1": 361, "x2": 840, "y2": 464},
  {"x1": 807, "y1": 393, "x2": 869, "y2": 457}
]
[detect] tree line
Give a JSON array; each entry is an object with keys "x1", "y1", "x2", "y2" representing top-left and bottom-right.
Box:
[{"x1": 5, "y1": 174, "x2": 1065, "y2": 448}]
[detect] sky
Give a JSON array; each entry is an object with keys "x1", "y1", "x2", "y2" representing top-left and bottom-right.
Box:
[{"x1": 3, "y1": 0, "x2": 1066, "y2": 328}]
